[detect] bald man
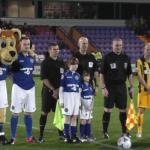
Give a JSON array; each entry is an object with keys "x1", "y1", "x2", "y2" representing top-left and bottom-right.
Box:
[
  {"x1": 136, "y1": 43, "x2": 150, "y2": 138},
  {"x1": 100, "y1": 38, "x2": 133, "y2": 139},
  {"x1": 75, "y1": 37, "x2": 99, "y2": 93}
]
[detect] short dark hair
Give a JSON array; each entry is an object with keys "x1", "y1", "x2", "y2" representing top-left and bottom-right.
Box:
[
  {"x1": 68, "y1": 57, "x2": 79, "y2": 66},
  {"x1": 20, "y1": 35, "x2": 31, "y2": 48},
  {"x1": 20, "y1": 35, "x2": 30, "y2": 42},
  {"x1": 48, "y1": 42, "x2": 58, "y2": 48},
  {"x1": 83, "y1": 71, "x2": 90, "y2": 77}
]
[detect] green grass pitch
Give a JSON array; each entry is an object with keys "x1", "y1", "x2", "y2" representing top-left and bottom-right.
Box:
[{"x1": 1, "y1": 76, "x2": 150, "y2": 150}]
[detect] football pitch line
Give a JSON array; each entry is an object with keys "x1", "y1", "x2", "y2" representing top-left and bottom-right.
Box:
[
  {"x1": 5, "y1": 122, "x2": 55, "y2": 133},
  {"x1": 5, "y1": 122, "x2": 134, "y2": 150},
  {"x1": 94, "y1": 139, "x2": 133, "y2": 150}
]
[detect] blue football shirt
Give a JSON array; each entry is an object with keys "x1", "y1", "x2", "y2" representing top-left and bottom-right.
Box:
[
  {"x1": 60, "y1": 70, "x2": 81, "y2": 93},
  {"x1": 12, "y1": 53, "x2": 35, "y2": 90}
]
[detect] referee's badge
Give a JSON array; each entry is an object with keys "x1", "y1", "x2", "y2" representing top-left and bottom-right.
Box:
[
  {"x1": 124, "y1": 62, "x2": 128, "y2": 69},
  {"x1": 61, "y1": 74, "x2": 64, "y2": 79},
  {"x1": 110, "y1": 63, "x2": 116, "y2": 69},
  {"x1": 60, "y1": 68, "x2": 64, "y2": 74},
  {"x1": 89, "y1": 62, "x2": 93, "y2": 68}
]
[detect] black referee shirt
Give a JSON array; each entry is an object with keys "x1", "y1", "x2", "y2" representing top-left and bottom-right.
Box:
[
  {"x1": 41, "y1": 57, "x2": 65, "y2": 89},
  {"x1": 101, "y1": 52, "x2": 132, "y2": 86},
  {"x1": 75, "y1": 52, "x2": 98, "y2": 83}
]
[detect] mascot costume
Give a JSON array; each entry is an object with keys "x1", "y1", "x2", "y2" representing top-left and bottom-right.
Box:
[{"x1": 0, "y1": 28, "x2": 21, "y2": 145}]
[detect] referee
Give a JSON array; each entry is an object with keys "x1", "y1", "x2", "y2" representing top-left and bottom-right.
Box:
[
  {"x1": 75, "y1": 36, "x2": 99, "y2": 94},
  {"x1": 100, "y1": 38, "x2": 134, "y2": 139},
  {"x1": 38, "y1": 43, "x2": 65, "y2": 142}
]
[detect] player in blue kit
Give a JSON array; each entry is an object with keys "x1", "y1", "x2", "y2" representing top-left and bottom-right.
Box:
[
  {"x1": 80, "y1": 71, "x2": 94, "y2": 143},
  {"x1": 0, "y1": 63, "x2": 9, "y2": 145},
  {"x1": 59, "y1": 57, "x2": 81, "y2": 143},
  {"x1": 9, "y1": 36, "x2": 36, "y2": 144}
]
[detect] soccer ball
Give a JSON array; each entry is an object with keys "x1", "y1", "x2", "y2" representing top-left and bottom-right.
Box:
[{"x1": 117, "y1": 135, "x2": 132, "y2": 149}]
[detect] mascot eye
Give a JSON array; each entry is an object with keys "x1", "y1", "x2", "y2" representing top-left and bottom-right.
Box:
[
  {"x1": 1, "y1": 42, "x2": 6, "y2": 48},
  {"x1": 10, "y1": 41, "x2": 14, "y2": 47}
]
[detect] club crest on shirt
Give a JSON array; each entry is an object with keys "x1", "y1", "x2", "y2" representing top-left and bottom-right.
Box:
[
  {"x1": 75, "y1": 75, "x2": 79, "y2": 80},
  {"x1": 110, "y1": 63, "x2": 116, "y2": 69},
  {"x1": 11, "y1": 105, "x2": 15, "y2": 110},
  {"x1": 30, "y1": 58, "x2": 34, "y2": 63},
  {"x1": 124, "y1": 62, "x2": 128, "y2": 69},
  {"x1": 64, "y1": 108, "x2": 68, "y2": 112}
]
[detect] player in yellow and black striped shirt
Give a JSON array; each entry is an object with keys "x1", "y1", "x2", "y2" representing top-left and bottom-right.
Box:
[{"x1": 136, "y1": 43, "x2": 150, "y2": 138}]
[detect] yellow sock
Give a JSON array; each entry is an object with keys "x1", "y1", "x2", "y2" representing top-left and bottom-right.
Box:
[{"x1": 137, "y1": 112, "x2": 144, "y2": 134}]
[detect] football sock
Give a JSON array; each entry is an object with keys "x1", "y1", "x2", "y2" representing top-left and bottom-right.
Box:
[
  {"x1": 39, "y1": 114, "x2": 47, "y2": 138},
  {"x1": 119, "y1": 112, "x2": 127, "y2": 133},
  {"x1": 86, "y1": 123, "x2": 91, "y2": 137},
  {"x1": 71, "y1": 126, "x2": 77, "y2": 139},
  {"x1": 80, "y1": 124, "x2": 85, "y2": 137},
  {"x1": 10, "y1": 115, "x2": 18, "y2": 139},
  {"x1": 137, "y1": 112, "x2": 144, "y2": 134},
  {"x1": 102, "y1": 111, "x2": 111, "y2": 133},
  {"x1": 24, "y1": 114, "x2": 32, "y2": 138},
  {"x1": 64, "y1": 124, "x2": 70, "y2": 137},
  {"x1": 0, "y1": 123, "x2": 4, "y2": 133}
]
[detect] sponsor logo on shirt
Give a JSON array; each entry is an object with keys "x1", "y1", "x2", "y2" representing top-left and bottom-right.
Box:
[{"x1": 21, "y1": 67, "x2": 33, "y2": 75}]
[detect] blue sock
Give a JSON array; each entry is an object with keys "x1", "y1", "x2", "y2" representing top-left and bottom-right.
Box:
[
  {"x1": 64, "y1": 124, "x2": 70, "y2": 137},
  {"x1": 0, "y1": 122, "x2": 4, "y2": 133},
  {"x1": 86, "y1": 123, "x2": 91, "y2": 137},
  {"x1": 71, "y1": 126, "x2": 77, "y2": 139},
  {"x1": 10, "y1": 115, "x2": 18, "y2": 139},
  {"x1": 80, "y1": 124, "x2": 85, "y2": 138},
  {"x1": 24, "y1": 115, "x2": 32, "y2": 138}
]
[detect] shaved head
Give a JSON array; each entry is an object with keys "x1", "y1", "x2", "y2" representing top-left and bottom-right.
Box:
[
  {"x1": 78, "y1": 37, "x2": 89, "y2": 54},
  {"x1": 112, "y1": 38, "x2": 123, "y2": 55}
]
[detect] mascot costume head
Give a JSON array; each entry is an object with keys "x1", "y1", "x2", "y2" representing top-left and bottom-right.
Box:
[{"x1": 0, "y1": 28, "x2": 21, "y2": 65}]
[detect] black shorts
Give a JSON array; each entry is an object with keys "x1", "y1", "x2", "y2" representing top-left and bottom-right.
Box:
[
  {"x1": 41, "y1": 86, "x2": 57, "y2": 113},
  {"x1": 104, "y1": 84, "x2": 127, "y2": 109}
]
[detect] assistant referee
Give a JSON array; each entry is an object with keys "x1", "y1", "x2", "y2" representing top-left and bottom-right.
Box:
[
  {"x1": 38, "y1": 43, "x2": 65, "y2": 142},
  {"x1": 100, "y1": 38, "x2": 134, "y2": 139}
]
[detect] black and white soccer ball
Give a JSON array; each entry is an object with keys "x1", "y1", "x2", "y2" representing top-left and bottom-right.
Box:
[{"x1": 117, "y1": 135, "x2": 132, "y2": 149}]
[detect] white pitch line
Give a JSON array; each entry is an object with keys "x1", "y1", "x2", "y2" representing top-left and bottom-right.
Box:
[
  {"x1": 5, "y1": 122, "x2": 55, "y2": 133},
  {"x1": 5, "y1": 122, "x2": 38, "y2": 130},
  {"x1": 4, "y1": 122, "x2": 133, "y2": 150},
  {"x1": 94, "y1": 139, "x2": 133, "y2": 150}
]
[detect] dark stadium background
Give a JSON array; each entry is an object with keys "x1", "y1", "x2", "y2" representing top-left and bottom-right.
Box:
[{"x1": 1, "y1": 0, "x2": 150, "y2": 149}]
